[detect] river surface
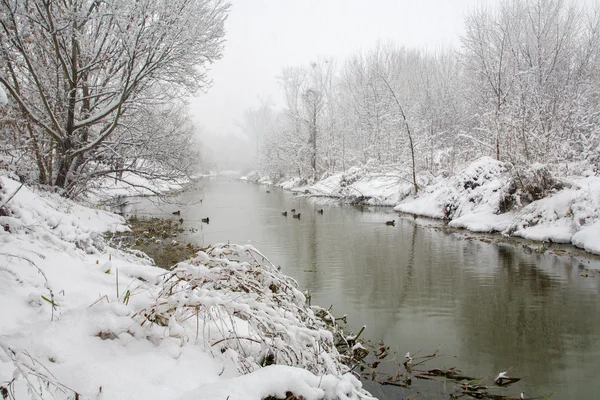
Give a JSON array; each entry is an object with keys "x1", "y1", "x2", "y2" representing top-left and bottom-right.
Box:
[{"x1": 124, "y1": 177, "x2": 600, "y2": 399}]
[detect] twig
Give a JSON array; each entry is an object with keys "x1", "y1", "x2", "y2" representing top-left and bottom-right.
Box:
[
  {"x1": 88, "y1": 295, "x2": 110, "y2": 308},
  {"x1": 0, "y1": 343, "x2": 80, "y2": 399},
  {"x1": 211, "y1": 336, "x2": 262, "y2": 347},
  {"x1": 0, "y1": 180, "x2": 25, "y2": 209}
]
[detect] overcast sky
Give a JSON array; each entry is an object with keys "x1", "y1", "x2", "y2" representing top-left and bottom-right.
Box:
[{"x1": 190, "y1": 0, "x2": 486, "y2": 140}]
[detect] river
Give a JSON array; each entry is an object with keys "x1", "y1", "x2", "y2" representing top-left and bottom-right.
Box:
[{"x1": 123, "y1": 177, "x2": 600, "y2": 399}]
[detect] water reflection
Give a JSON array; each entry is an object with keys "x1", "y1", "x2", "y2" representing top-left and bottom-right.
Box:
[
  {"x1": 126, "y1": 178, "x2": 600, "y2": 399},
  {"x1": 456, "y1": 245, "x2": 600, "y2": 398}
]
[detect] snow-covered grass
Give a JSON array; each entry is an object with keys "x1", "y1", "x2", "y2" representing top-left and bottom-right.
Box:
[{"x1": 0, "y1": 174, "x2": 374, "y2": 400}]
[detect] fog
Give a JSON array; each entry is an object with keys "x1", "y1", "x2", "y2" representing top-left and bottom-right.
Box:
[{"x1": 189, "y1": 0, "x2": 482, "y2": 172}]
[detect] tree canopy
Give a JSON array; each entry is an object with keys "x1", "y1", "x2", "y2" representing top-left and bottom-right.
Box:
[
  {"x1": 0, "y1": 0, "x2": 229, "y2": 196},
  {"x1": 244, "y1": 0, "x2": 600, "y2": 186}
]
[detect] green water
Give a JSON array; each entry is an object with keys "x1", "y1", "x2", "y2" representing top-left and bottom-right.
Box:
[{"x1": 125, "y1": 177, "x2": 600, "y2": 399}]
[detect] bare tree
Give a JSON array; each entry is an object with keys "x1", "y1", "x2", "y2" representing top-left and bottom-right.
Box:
[
  {"x1": 461, "y1": 0, "x2": 599, "y2": 165},
  {"x1": 0, "y1": 0, "x2": 229, "y2": 196},
  {"x1": 277, "y1": 61, "x2": 333, "y2": 181},
  {"x1": 379, "y1": 75, "x2": 419, "y2": 194},
  {"x1": 242, "y1": 0, "x2": 599, "y2": 186},
  {"x1": 462, "y1": 4, "x2": 513, "y2": 161},
  {"x1": 67, "y1": 100, "x2": 203, "y2": 198}
]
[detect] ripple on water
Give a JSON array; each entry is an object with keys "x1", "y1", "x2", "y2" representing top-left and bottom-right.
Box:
[{"x1": 126, "y1": 178, "x2": 600, "y2": 400}]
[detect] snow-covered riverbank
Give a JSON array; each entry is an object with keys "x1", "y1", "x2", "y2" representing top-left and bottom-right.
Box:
[
  {"x1": 243, "y1": 157, "x2": 600, "y2": 255},
  {"x1": 0, "y1": 174, "x2": 373, "y2": 400}
]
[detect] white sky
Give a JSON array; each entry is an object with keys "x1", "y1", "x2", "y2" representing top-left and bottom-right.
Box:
[{"x1": 190, "y1": 0, "x2": 484, "y2": 140}]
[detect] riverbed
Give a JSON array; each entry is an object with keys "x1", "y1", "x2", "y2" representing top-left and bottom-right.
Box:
[{"x1": 123, "y1": 177, "x2": 600, "y2": 399}]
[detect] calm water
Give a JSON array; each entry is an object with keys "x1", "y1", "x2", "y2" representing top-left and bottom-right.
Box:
[{"x1": 125, "y1": 177, "x2": 600, "y2": 399}]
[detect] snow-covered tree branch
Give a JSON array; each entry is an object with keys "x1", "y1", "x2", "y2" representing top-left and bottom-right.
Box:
[{"x1": 0, "y1": 0, "x2": 229, "y2": 195}]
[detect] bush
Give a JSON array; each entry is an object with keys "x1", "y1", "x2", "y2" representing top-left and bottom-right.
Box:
[
  {"x1": 133, "y1": 244, "x2": 355, "y2": 376},
  {"x1": 510, "y1": 164, "x2": 566, "y2": 202}
]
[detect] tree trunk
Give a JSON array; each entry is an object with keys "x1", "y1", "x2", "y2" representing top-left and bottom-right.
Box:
[
  {"x1": 496, "y1": 135, "x2": 500, "y2": 161},
  {"x1": 310, "y1": 102, "x2": 318, "y2": 180},
  {"x1": 55, "y1": 21, "x2": 80, "y2": 191},
  {"x1": 26, "y1": 122, "x2": 48, "y2": 185},
  {"x1": 379, "y1": 75, "x2": 419, "y2": 194},
  {"x1": 54, "y1": 138, "x2": 73, "y2": 189}
]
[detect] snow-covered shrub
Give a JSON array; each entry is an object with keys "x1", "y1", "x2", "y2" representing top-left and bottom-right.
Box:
[
  {"x1": 509, "y1": 163, "x2": 566, "y2": 202},
  {"x1": 395, "y1": 157, "x2": 510, "y2": 219},
  {"x1": 135, "y1": 244, "x2": 349, "y2": 377},
  {"x1": 590, "y1": 149, "x2": 600, "y2": 176},
  {"x1": 442, "y1": 157, "x2": 507, "y2": 219},
  {"x1": 552, "y1": 159, "x2": 598, "y2": 178},
  {"x1": 454, "y1": 157, "x2": 506, "y2": 191},
  {"x1": 242, "y1": 171, "x2": 262, "y2": 182},
  {"x1": 503, "y1": 176, "x2": 600, "y2": 243},
  {"x1": 0, "y1": 344, "x2": 80, "y2": 399},
  {"x1": 496, "y1": 180, "x2": 519, "y2": 214},
  {"x1": 339, "y1": 167, "x2": 363, "y2": 188}
]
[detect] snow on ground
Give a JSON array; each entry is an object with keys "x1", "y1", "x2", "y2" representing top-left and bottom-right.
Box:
[
  {"x1": 0, "y1": 86, "x2": 8, "y2": 106},
  {"x1": 506, "y1": 176, "x2": 600, "y2": 243},
  {"x1": 241, "y1": 171, "x2": 274, "y2": 185},
  {"x1": 394, "y1": 157, "x2": 509, "y2": 220},
  {"x1": 88, "y1": 172, "x2": 187, "y2": 201},
  {"x1": 179, "y1": 365, "x2": 365, "y2": 400},
  {"x1": 245, "y1": 167, "x2": 413, "y2": 206},
  {"x1": 246, "y1": 156, "x2": 600, "y2": 255},
  {"x1": 393, "y1": 157, "x2": 600, "y2": 254},
  {"x1": 311, "y1": 168, "x2": 413, "y2": 206},
  {"x1": 572, "y1": 221, "x2": 600, "y2": 254},
  {"x1": 306, "y1": 168, "x2": 412, "y2": 206},
  {"x1": 0, "y1": 174, "x2": 373, "y2": 400}
]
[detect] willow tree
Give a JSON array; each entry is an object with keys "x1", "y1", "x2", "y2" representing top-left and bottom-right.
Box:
[{"x1": 0, "y1": 0, "x2": 229, "y2": 196}]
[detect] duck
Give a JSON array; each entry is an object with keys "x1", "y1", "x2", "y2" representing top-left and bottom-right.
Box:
[
  {"x1": 317, "y1": 209, "x2": 324, "y2": 214},
  {"x1": 385, "y1": 220, "x2": 395, "y2": 226},
  {"x1": 179, "y1": 218, "x2": 184, "y2": 224},
  {"x1": 292, "y1": 213, "x2": 301, "y2": 219},
  {"x1": 266, "y1": 190, "x2": 271, "y2": 193},
  {"x1": 201, "y1": 217, "x2": 210, "y2": 224},
  {"x1": 172, "y1": 210, "x2": 181, "y2": 216},
  {"x1": 281, "y1": 211, "x2": 288, "y2": 216},
  {"x1": 291, "y1": 208, "x2": 296, "y2": 213}
]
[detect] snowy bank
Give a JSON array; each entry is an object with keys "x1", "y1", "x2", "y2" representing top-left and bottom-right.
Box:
[
  {"x1": 247, "y1": 157, "x2": 600, "y2": 256},
  {"x1": 0, "y1": 175, "x2": 373, "y2": 400},
  {"x1": 304, "y1": 167, "x2": 412, "y2": 206},
  {"x1": 243, "y1": 167, "x2": 413, "y2": 207},
  {"x1": 88, "y1": 171, "x2": 189, "y2": 203},
  {"x1": 240, "y1": 171, "x2": 274, "y2": 186},
  {"x1": 394, "y1": 157, "x2": 600, "y2": 255}
]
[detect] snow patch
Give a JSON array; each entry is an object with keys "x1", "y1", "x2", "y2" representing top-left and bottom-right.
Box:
[
  {"x1": 0, "y1": 175, "x2": 374, "y2": 399},
  {"x1": 393, "y1": 158, "x2": 600, "y2": 254},
  {"x1": 0, "y1": 86, "x2": 8, "y2": 106}
]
